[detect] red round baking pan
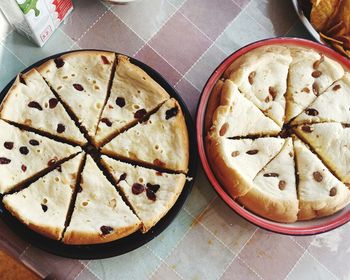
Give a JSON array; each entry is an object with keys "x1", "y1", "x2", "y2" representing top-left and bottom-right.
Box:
[{"x1": 197, "y1": 37, "x2": 350, "y2": 236}]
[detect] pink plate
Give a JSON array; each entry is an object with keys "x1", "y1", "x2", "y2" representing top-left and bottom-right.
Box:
[{"x1": 196, "y1": 37, "x2": 350, "y2": 235}]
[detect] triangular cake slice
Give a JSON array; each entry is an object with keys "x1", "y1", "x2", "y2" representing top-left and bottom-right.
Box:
[
  {"x1": 101, "y1": 99, "x2": 189, "y2": 173},
  {"x1": 286, "y1": 47, "x2": 344, "y2": 122},
  {"x1": 0, "y1": 69, "x2": 86, "y2": 145},
  {"x1": 94, "y1": 55, "x2": 170, "y2": 146},
  {"x1": 101, "y1": 155, "x2": 186, "y2": 233},
  {"x1": 294, "y1": 139, "x2": 350, "y2": 220},
  {"x1": 293, "y1": 73, "x2": 350, "y2": 124},
  {"x1": 37, "y1": 51, "x2": 115, "y2": 137},
  {"x1": 206, "y1": 135, "x2": 285, "y2": 197},
  {"x1": 63, "y1": 155, "x2": 140, "y2": 245},
  {"x1": 0, "y1": 120, "x2": 81, "y2": 194},
  {"x1": 209, "y1": 79, "x2": 280, "y2": 138},
  {"x1": 238, "y1": 138, "x2": 298, "y2": 223},
  {"x1": 224, "y1": 45, "x2": 292, "y2": 127},
  {"x1": 294, "y1": 122, "x2": 350, "y2": 184},
  {"x1": 2, "y1": 153, "x2": 84, "y2": 240}
]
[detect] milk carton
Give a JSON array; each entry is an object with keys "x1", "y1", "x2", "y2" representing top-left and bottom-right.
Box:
[{"x1": 0, "y1": 0, "x2": 73, "y2": 47}]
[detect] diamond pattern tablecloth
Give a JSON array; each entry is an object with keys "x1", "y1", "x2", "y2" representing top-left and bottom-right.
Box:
[{"x1": 0, "y1": 0, "x2": 349, "y2": 279}]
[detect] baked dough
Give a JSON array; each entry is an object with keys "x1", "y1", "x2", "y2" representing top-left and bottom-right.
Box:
[
  {"x1": 224, "y1": 45, "x2": 292, "y2": 127},
  {"x1": 94, "y1": 55, "x2": 170, "y2": 146},
  {"x1": 239, "y1": 138, "x2": 298, "y2": 223},
  {"x1": 2, "y1": 153, "x2": 84, "y2": 240},
  {"x1": 0, "y1": 69, "x2": 86, "y2": 145},
  {"x1": 101, "y1": 155, "x2": 186, "y2": 232},
  {"x1": 204, "y1": 79, "x2": 224, "y2": 134},
  {"x1": 0, "y1": 119, "x2": 81, "y2": 194},
  {"x1": 63, "y1": 155, "x2": 141, "y2": 245},
  {"x1": 209, "y1": 79, "x2": 280, "y2": 138},
  {"x1": 286, "y1": 47, "x2": 344, "y2": 122},
  {"x1": 294, "y1": 139, "x2": 350, "y2": 220},
  {"x1": 37, "y1": 51, "x2": 115, "y2": 138},
  {"x1": 293, "y1": 73, "x2": 350, "y2": 124},
  {"x1": 294, "y1": 122, "x2": 350, "y2": 184},
  {"x1": 206, "y1": 135, "x2": 285, "y2": 197},
  {"x1": 102, "y1": 98, "x2": 189, "y2": 173}
]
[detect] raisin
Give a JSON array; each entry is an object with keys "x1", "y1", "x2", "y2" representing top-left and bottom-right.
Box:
[
  {"x1": 146, "y1": 189, "x2": 156, "y2": 201},
  {"x1": 21, "y1": 164, "x2": 27, "y2": 172},
  {"x1": 19, "y1": 146, "x2": 29, "y2": 155},
  {"x1": 0, "y1": 157, "x2": 11, "y2": 164},
  {"x1": 73, "y1": 83, "x2": 84, "y2": 91},
  {"x1": 57, "y1": 124, "x2": 65, "y2": 133},
  {"x1": 156, "y1": 171, "x2": 163, "y2": 176},
  {"x1": 263, "y1": 173, "x2": 279, "y2": 177},
  {"x1": 29, "y1": 139, "x2": 39, "y2": 146},
  {"x1": 305, "y1": 108, "x2": 319, "y2": 116},
  {"x1": 312, "y1": 70, "x2": 322, "y2": 78},
  {"x1": 48, "y1": 158, "x2": 57, "y2": 166},
  {"x1": 231, "y1": 151, "x2": 240, "y2": 157},
  {"x1": 333, "y1": 84, "x2": 341, "y2": 91},
  {"x1": 301, "y1": 87, "x2": 310, "y2": 93},
  {"x1": 146, "y1": 183, "x2": 160, "y2": 193},
  {"x1": 116, "y1": 97, "x2": 126, "y2": 108},
  {"x1": 119, "y1": 173, "x2": 127, "y2": 181},
  {"x1": 165, "y1": 107, "x2": 179, "y2": 120},
  {"x1": 219, "y1": 123, "x2": 229, "y2": 136},
  {"x1": 132, "y1": 183, "x2": 145, "y2": 195},
  {"x1": 313, "y1": 171, "x2": 323, "y2": 182},
  {"x1": 54, "y1": 58, "x2": 65, "y2": 68},
  {"x1": 28, "y1": 101, "x2": 42, "y2": 110},
  {"x1": 312, "y1": 83, "x2": 319, "y2": 95},
  {"x1": 269, "y1": 86, "x2": 277, "y2": 100},
  {"x1": 246, "y1": 150, "x2": 259, "y2": 155},
  {"x1": 134, "y1": 109, "x2": 147, "y2": 119},
  {"x1": 313, "y1": 54, "x2": 324, "y2": 69},
  {"x1": 301, "y1": 125, "x2": 313, "y2": 133},
  {"x1": 329, "y1": 187, "x2": 337, "y2": 197},
  {"x1": 278, "y1": 180, "x2": 286, "y2": 190},
  {"x1": 49, "y1": 98, "x2": 58, "y2": 109},
  {"x1": 101, "y1": 55, "x2": 110, "y2": 64},
  {"x1": 153, "y1": 159, "x2": 166, "y2": 167},
  {"x1": 101, "y1": 118, "x2": 112, "y2": 127},
  {"x1": 248, "y1": 71, "x2": 256, "y2": 84},
  {"x1": 4, "y1": 142, "x2": 14, "y2": 150},
  {"x1": 41, "y1": 204, "x2": 48, "y2": 212},
  {"x1": 100, "y1": 226, "x2": 113, "y2": 235}
]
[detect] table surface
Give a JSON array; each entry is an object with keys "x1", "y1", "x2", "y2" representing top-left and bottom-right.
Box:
[{"x1": 0, "y1": 0, "x2": 349, "y2": 279}]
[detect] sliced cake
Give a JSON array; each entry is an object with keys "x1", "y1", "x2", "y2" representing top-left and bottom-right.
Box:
[
  {"x1": 37, "y1": 51, "x2": 115, "y2": 138},
  {"x1": 0, "y1": 120, "x2": 81, "y2": 194},
  {"x1": 224, "y1": 45, "x2": 292, "y2": 127},
  {"x1": 101, "y1": 155, "x2": 186, "y2": 233},
  {"x1": 238, "y1": 138, "x2": 298, "y2": 223},
  {"x1": 285, "y1": 47, "x2": 344, "y2": 122},
  {"x1": 94, "y1": 55, "x2": 170, "y2": 146},
  {"x1": 2, "y1": 153, "x2": 84, "y2": 240},
  {"x1": 101, "y1": 98, "x2": 189, "y2": 173},
  {"x1": 295, "y1": 122, "x2": 350, "y2": 184},
  {"x1": 293, "y1": 73, "x2": 350, "y2": 124},
  {"x1": 63, "y1": 155, "x2": 141, "y2": 245},
  {"x1": 209, "y1": 79, "x2": 280, "y2": 138},
  {"x1": 294, "y1": 139, "x2": 350, "y2": 220},
  {"x1": 206, "y1": 136, "x2": 285, "y2": 197},
  {"x1": 0, "y1": 69, "x2": 86, "y2": 145}
]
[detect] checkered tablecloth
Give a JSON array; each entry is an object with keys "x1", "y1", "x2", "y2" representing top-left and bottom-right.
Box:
[{"x1": 0, "y1": 0, "x2": 349, "y2": 279}]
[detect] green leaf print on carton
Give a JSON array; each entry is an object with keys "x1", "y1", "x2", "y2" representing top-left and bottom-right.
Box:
[{"x1": 18, "y1": 0, "x2": 40, "y2": 17}]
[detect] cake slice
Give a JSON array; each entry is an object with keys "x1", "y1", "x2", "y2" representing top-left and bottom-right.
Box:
[
  {"x1": 0, "y1": 120, "x2": 81, "y2": 194},
  {"x1": 2, "y1": 153, "x2": 84, "y2": 240},
  {"x1": 0, "y1": 69, "x2": 86, "y2": 145},
  {"x1": 294, "y1": 122, "x2": 350, "y2": 184},
  {"x1": 285, "y1": 47, "x2": 344, "y2": 122},
  {"x1": 209, "y1": 79, "x2": 280, "y2": 138},
  {"x1": 292, "y1": 73, "x2": 350, "y2": 124},
  {"x1": 37, "y1": 51, "x2": 115, "y2": 138},
  {"x1": 101, "y1": 99, "x2": 189, "y2": 173},
  {"x1": 206, "y1": 135, "x2": 285, "y2": 197},
  {"x1": 94, "y1": 55, "x2": 170, "y2": 146},
  {"x1": 238, "y1": 138, "x2": 298, "y2": 223},
  {"x1": 63, "y1": 155, "x2": 141, "y2": 245},
  {"x1": 101, "y1": 155, "x2": 186, "y2": 233},
  {"x1": 224, "y1": 45, "x2": 292, "y2": 127},
  {"x1": 294, "y1": 139, "x2": 350, "y2": 220}
]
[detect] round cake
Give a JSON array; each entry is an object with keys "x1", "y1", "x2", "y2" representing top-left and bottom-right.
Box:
[
  {"x1": 0, "y1": 51, "x2": 189, "y2": 245},
  {"x1": 206, "y1": 45, "x2": 350, "y2": 223}
]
